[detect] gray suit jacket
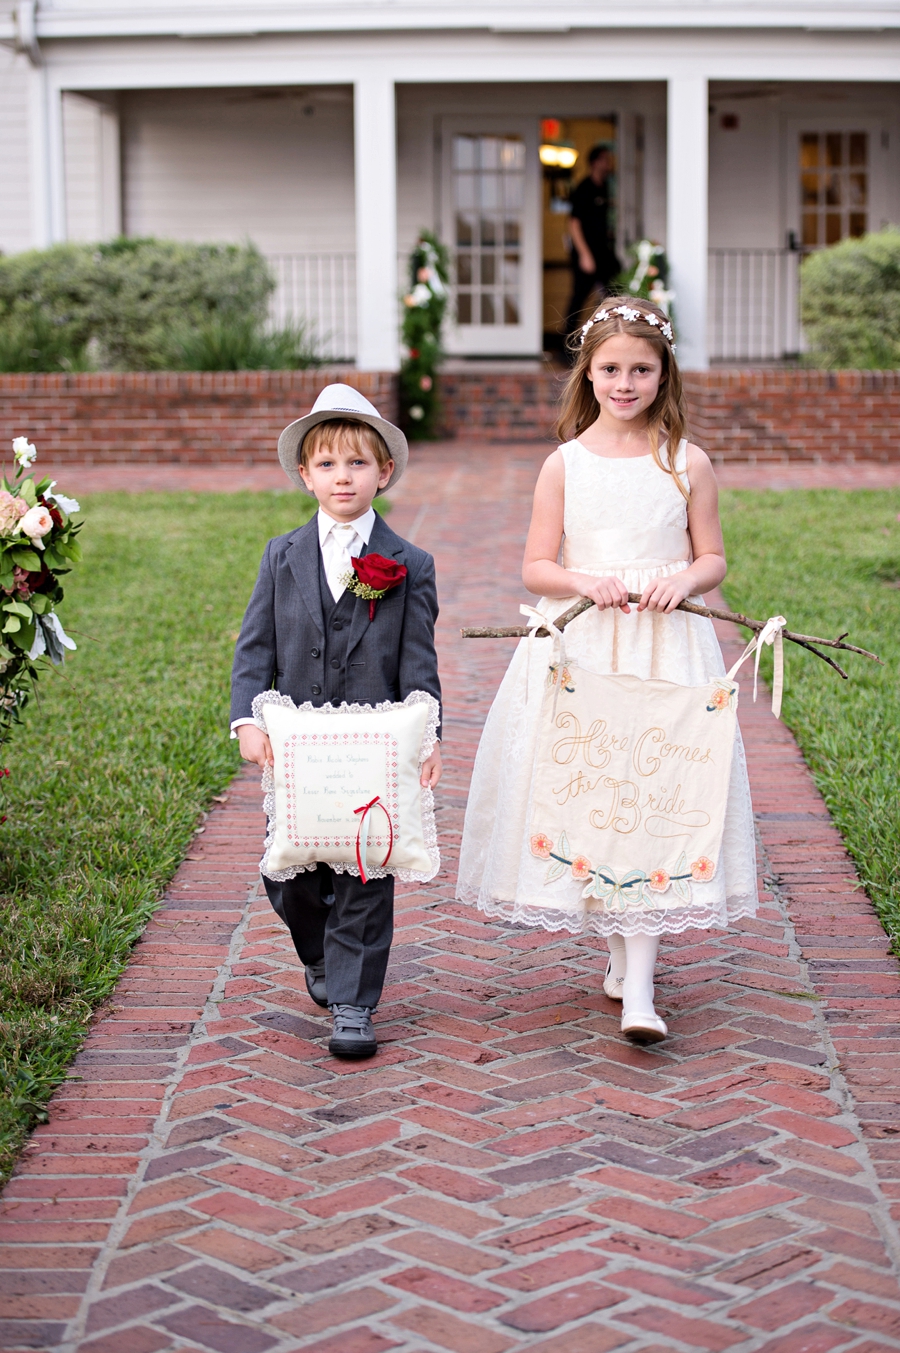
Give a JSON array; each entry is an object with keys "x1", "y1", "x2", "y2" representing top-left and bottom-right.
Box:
[{"x1": 231, "y1": 512, "x2": 441, "y2": 734}]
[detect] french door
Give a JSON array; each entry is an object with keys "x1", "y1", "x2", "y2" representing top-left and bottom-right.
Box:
[{"x1": 440, "y1": 117, "x2": 542, "y2": 356}]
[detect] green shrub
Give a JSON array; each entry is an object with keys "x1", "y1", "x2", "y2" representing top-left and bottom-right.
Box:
[
  {"x1": 0, "y1": 238, "x2": 274, "y2": 371},
  {"x1": 169, "y1": 315, "x2": 319, "y2": 371},
  {"x1": 800, "y1": 228, "x2": 900, "y2": 368},
  {"x1": 0, "y1": 307, "x2": 94, "y2": 373}
]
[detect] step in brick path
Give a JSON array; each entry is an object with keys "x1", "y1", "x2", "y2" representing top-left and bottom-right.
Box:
[{"x1": 4, "y1": 445, "x2": 900, "y2": 1353}]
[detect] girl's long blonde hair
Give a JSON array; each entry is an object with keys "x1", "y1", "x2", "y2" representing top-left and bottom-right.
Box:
[{"x1": 556, "y1": 299, "x2": 690, "y2": 502}]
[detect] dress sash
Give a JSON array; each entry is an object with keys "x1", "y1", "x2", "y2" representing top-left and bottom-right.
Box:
[{"x1": 565, "y1": 526, "x2": 691, "y2": 570}]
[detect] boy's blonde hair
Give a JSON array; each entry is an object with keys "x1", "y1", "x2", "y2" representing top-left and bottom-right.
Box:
[
  {"x1": 300, "y1": 419, "x2": 391, "y2": 470},
  {"x1": 557, "y1": 299, "x2": 690, "y2": 502}
]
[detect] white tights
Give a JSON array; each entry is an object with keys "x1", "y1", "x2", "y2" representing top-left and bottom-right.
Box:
[{"x1": 607, "y1": 933, "x2": 660, "y2": 1017}]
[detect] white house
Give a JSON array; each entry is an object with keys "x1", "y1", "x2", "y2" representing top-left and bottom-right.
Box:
[{"x1": 0, "y1": 0, "x2": 898, "y2": 369}]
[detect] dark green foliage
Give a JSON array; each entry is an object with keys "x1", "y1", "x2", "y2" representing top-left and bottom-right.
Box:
[
  {"x1": 800, "y1": 229, "x2": 900, "y2": 368},
  {"x1": 168, "y1": 315, "x2": 319, "y2": 371},
  {"x1": 399, "y1": 232, "x2": 450, "y2": 440},
  {"x1": 720, "y1": 489, "x2": 900, "y2": 943},
  {"x1": 0, "y1": 238, "x2": 275, "y2": 371}
]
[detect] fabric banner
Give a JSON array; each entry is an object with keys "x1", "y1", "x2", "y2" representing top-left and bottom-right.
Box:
[{"x1": 528, "y1": 664, "x2": 739, "y2": 917}]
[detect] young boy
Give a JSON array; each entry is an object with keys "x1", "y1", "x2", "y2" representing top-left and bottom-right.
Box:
[{"x1": 231, "y1": 384, "x2": 442, "y2": 1059}]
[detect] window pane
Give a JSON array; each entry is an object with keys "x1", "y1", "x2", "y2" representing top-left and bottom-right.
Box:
[
  {"x1": 479, "y1": 174, "x2": 501, "y2": 210},
  {"x1": 480, "y1": 293, "x2": 496, "y2": 325},
  {"x1": 501, "y1": 138, "x2": 525, "y2": 171},
  {"x1": 825, "y1": 133, "x2": 842, "y2": 167},
  {"x1": 480, "y1": 136, "x2": 500, "y2": 170},
  {"x1": 504, "y1": 174, "x2": 525, "y2": 211},
  {"x1": 456, "y1": 175, "x2": 477, "y2": 210},
  {"x1": 824, "y1": 173, "x2": 841, "y2": 207},
  {"x1": 453, "y1": 135, "x2": 475, "y2": 170},
  {"x1": 456, "y1": 254, "x2": 472, "y2": 285},
  {"x1": 800, "y1": 133, "x2": 820, "y2": 168},
  {"x1": 456, "y1": 292, "x2": 472, "y2": 324},
  {"x1": 825, "y1": 213, "x2": 842, "y2": 245},
  {"x1": 455, "y1": 213, "x2": 474, "y2": 247},
  {"x1": 503, "y1": 295, "x2": 520, "y2": 325},
  {"x1": 849, "y1": 132, "x2": 867, "y2": 166},
  {"x1": 480, "y1": 216, "x2": 496, "y2": 247},
  {"x1": 801, "y1": 172, "x2": 820, "y2": 206},
  {"x1": 504, "y1": 218, "x2": 520, "y2": 247},
  {"x1": 849, "y1": 173, "x2": 867, "y2": 207},
  {"x1": 802, "y1": 213, "x2": 819, "y2": 246},
  {"x1": 502, "y1": 252, "x2": 520, "y2": 285},
  {"x1": 849, "y1": 212, "x2": 867, "y2": 238},
  {"x1": 480, "y1": 254, "x2": 496, "y2": 285}
]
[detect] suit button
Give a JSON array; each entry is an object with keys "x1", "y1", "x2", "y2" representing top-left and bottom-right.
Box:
[
  {"x1": 333, "y1": 621, "x2": 343, "y2": 631},
  {"x1": 330, "y1": 658, "x2": 341, "y2": 669},
  {"x1": 311, "y1": 684, "x2": 322, "y2": 695},
  {"x1": 311, "y1": 647, "x2": 320, "y2": 658}
]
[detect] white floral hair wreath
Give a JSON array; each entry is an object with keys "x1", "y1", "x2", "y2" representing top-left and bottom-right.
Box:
[{"x1": 579, "y1": 304, "x2": 676, "y2": 351}]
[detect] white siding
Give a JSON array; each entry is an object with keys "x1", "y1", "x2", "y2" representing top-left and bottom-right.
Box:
[
  {"x1": 121, "y1": 86, "x2": 355, "y2": 252},
  {"x1": 63, "y1": 91, "x2": 121, "y2": 241},
  {"x1": 0, "y1": 51, "x2": 35, "y2": 255}
]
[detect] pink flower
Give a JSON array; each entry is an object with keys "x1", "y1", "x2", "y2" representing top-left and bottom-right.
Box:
[
  {"x1": 571, "y1": 855, "x2": 592, "y2": 881},
  {"x1": 419, "y1": 375, "x2": 433, "y2": 391},
  {"x1": 530, "y1": 833, "x2": 553, "y2": 859},
  {"x1": 19, "y1": 505, "x2": 54, "y2": 543},
  {"x1": 691, "y1": 856, "x2": 716, "y2": 882},
  {"x1": 0, "y1": 491, "x2": 28, "y2": 535},
  {"x1": 648, "y1": 868, "x2": 670, "y2": 892}
]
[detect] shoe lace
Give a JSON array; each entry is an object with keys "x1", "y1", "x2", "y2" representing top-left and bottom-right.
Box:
[{"x1": 331, "y1": 1004, "x2": 374, "y2": 1034}]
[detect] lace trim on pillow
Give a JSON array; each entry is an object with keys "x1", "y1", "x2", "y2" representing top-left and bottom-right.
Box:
[
  {"x1": 252, "y1": 689, "x2": 440, "y2": 884},
  {"x1": 455, "y1": 884, "x2": 758, "y2": 937}
]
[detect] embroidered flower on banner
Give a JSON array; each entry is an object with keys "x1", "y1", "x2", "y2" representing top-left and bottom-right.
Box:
[
  {"x1": 570, "y1": 855, "x2": 592, "y2": 881},
  {"x1": 530, "y1": 833, "x2": 553, "y2": 859},
  {"x1": 647, "y1": 868, "x2": 670, "y2": 893},
  {"x1": 706, "y1": 683, "x2": 736, "y2": 714},
  {"x1": 691, "y1": 856, "x2": 716, "y2": 882}
]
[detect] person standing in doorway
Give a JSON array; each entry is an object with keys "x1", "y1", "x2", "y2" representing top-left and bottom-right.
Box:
[{"x1": 564, "y1": 145, "x2": 620, "y2": 346}]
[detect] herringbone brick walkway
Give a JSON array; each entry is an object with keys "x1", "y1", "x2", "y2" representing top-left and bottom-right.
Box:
[{"x1": 3, "y1": 446, "x2": 900, "y2": 1353}]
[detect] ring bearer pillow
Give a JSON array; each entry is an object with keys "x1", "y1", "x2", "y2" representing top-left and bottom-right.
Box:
[{"x1": 252, "y1": 689, "x2": 440, "y2": 884}]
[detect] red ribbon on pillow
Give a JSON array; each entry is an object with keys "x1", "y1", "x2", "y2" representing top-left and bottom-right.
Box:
[{"x1": 353, "y1": 795, "x2": 394, "y2": 884}]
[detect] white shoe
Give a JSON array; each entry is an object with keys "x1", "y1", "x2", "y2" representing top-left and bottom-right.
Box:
[
  {"x1": 621, "y1": 1011, "x2": 668, "y2": 1044},
  {"x1": 603, "y1": 957, "x2": 624, "y2": 1002}
]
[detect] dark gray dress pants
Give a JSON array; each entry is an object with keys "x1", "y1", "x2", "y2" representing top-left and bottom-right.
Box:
[{"x1": 263, "y1": 863, "x2": 394, "y2": 1009}]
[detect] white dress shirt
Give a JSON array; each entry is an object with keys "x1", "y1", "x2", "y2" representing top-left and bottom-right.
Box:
[{"x1": 230, "y1": 506, "x2": 377, "y2": 734}]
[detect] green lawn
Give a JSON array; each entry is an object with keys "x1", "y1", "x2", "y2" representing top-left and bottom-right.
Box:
[
  {"x1": 720, "y1": 489, "x2": 900, "y2": 941},
  {"x1": 0, "y1": 490, "x2": 317, "y2": 1184}
]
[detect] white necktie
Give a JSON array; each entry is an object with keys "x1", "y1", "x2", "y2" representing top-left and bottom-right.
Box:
[{"x1": 328, "y1": 523, "x2": 360, "y2": 602}]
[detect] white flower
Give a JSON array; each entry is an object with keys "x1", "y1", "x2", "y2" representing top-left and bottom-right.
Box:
[
  {"x1": 19, "y1": 505, "x2": 53, "y2": 545},
  {"x1": 45, "y1": 486, "x2": 80, "y2": 515},
  {"x1": 409, "y1": 283, "x2": 432, "y2": 308},
  {"x1": 12, "y1": 437, "x2": 36, "y2": 469},
  {"x1": 408, "y1": 405, "x2": 425, "y2": 420}
]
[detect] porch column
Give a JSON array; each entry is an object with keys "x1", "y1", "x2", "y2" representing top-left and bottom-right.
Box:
[
  {"x1": 353, "y1": 75, "x2": 399, "y2": 372},
  {"x1": 666, "y1": 76, "x2": 709, "y2": 370}
]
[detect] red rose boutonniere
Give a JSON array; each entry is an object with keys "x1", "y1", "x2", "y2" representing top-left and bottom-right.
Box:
[{"x1": 342, "y1": 554, "x2": 408, "y2": 620}]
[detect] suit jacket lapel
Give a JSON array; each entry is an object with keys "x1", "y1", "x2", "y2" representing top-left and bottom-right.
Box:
[
  {"x1": 345, "y1": 513, "x2": 406, "y2": 660},
  {"x1": 286, "y1": 518, "x2": 325, "y2": 637}
]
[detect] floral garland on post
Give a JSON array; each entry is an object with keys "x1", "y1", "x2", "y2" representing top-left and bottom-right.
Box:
[
  {"x1": 0, "y1": 437, "x2": 82, "y2": 820},
  {"x1": 399, "y1": 231, "x2": 450, "y2": 440},
  {"x1": 612, "y1": 239, "x2": 674, "y2": 313}
]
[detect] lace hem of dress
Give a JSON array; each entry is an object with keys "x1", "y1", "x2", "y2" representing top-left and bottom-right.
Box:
[
  {"x1": 252, "y1": 689, "x2": 440, "y2": 884},
  {"x1": 455, "y1": 884, "x2": 758, "y2": 937}
]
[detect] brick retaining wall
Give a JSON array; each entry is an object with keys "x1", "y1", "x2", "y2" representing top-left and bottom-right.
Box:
[
  {"x1": 0, "y1": 369, "x2": 397, "y2": 465},
  {"x1": 0, "y1": 366, "x2": 897, "y2": 463}
]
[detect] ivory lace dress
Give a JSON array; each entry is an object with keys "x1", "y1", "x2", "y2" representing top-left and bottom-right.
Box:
[{"x1": 456, "y1": 439, "x2": 758, "y2": 936}]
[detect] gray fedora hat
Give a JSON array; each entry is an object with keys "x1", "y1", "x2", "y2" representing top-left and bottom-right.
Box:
[{"x1": 277, "y1": 383, "x2": 409, "y2": 494}]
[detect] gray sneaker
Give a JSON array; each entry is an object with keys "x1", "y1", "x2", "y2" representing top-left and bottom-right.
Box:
[
  {"x1": 328, "y1": 1004, "x2": 377, "y2": 1058},
  {"x1": 304, "y1": 960, "x2": 328, "y2": 1008}
]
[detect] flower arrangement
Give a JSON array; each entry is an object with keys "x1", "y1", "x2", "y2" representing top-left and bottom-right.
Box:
[
  {"x1": 612, "y1": 239, "x2": 674, "y2": 314},
  {"x1": 0, "y1": 437, "x2": 82, "y2": 817},
  {"x1": 400, "y1": 232, "x2": 450, "y2": 440}
]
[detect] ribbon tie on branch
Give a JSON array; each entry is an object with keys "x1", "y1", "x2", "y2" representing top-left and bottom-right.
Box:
[
  {"x1": 520, "y1": 604, "x2": 569, "y2": 718},
  {"x1": 726, "y1": 615, "x2": 787, "y2": 719},
  {"x1": 353, "y1": 795, "x2": 394, "y2": 884}
]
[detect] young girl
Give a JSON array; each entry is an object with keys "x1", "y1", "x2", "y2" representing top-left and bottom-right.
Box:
[{"x1": 456, "y1": 300, "x2": 757, "y2": 1044}]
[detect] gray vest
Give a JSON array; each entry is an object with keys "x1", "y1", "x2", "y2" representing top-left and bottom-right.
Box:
[{"x1": 314, "y1": 551, "x2": 359, "y2": 706}]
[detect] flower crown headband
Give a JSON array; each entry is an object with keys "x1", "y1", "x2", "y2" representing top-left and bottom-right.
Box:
[{"x1": 578, "y1": 304, "x2": 676, "y2": 350}]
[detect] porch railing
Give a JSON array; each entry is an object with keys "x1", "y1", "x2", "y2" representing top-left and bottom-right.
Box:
[
  {"x1": 708, "y1": 248, "x2": 802, "y2": 362},
  {"x1": 266, "y1": 253, "x2": 357, "y2": 362},
  {"x1": 266, "y1": 248, "x2": 803, "y2": 365}
]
